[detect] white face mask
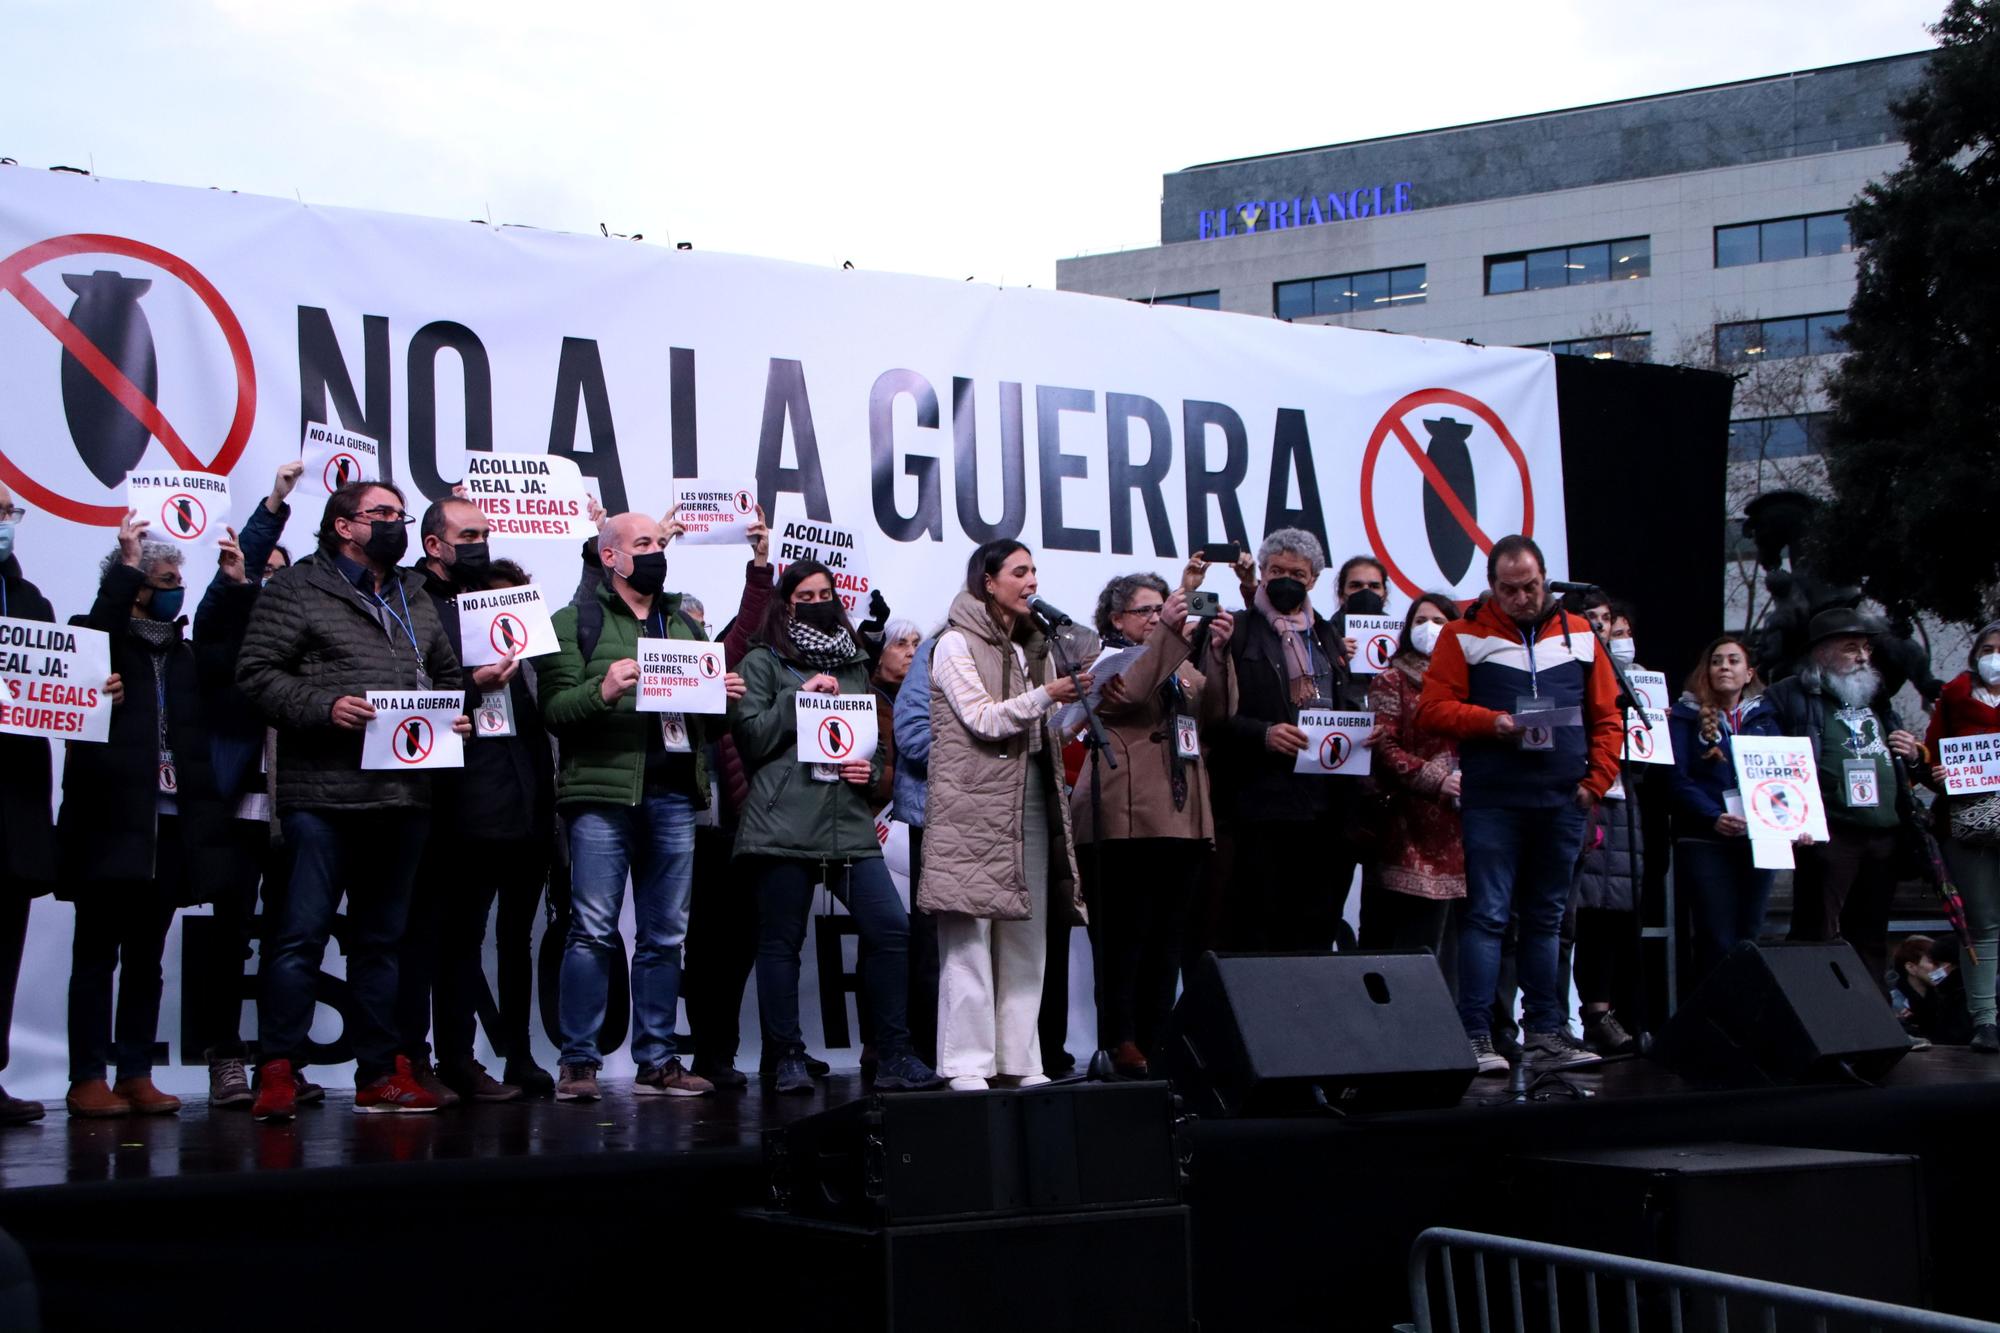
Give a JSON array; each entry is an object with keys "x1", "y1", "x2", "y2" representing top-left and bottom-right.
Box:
[
  {"x1": 1609, "y1": 638, "x2": 1637, "y2": 667},
  {"x1": 1410, "y1": 621, "x2": 1443, "y2": 657},
  {"x1": 1978, "y1": 653, "x2": 2000, "y2": 687}
]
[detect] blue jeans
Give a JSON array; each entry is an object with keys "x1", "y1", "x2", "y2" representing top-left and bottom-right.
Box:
[
  {"x1": 753, "y1": 856, "x2": 912, "y2": 1055},
  {"x1": 1676, "y1": 836, "x2": 1775, "y2": 987},
  {"x1": 261, "y1": 809, "x2": 428, "y2": 1083},
  {"x1": 560, "y1": 794, "x2": 696, "y2": 1070},
  {"x1": 1457, "y1": 803, "x2": 1590, "y2": 1037}
]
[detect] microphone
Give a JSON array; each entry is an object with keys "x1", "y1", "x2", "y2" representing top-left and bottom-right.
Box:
[
  {"x1": 1548, "y1": 581, "x2": 1601, "y2": 597},
  {"x1": 1026, "y1": 596, "x2": 1074, "y2": 628}
]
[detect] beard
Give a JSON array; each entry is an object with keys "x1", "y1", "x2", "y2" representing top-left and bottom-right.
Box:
[{"x1": 1809, "y1": 660, "x2": 1883, "y2": 708}]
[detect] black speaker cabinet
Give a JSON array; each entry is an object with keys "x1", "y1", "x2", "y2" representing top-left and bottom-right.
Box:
[
  {"x1": 1507, "y1": 1143, "x2": 1924, "y2": 1307},
  {"x1": 1657, "y1": 940, "x2": 1912, "y2": 1086},
  {"x1": 765, "y1": 1081, "x2": 1183, "y2": 1225},
  {"x1": 1160, "y1": 950, "x2": 1476, "y2": 1116},
  {"x1": 744, "y1": 1204, "x2": 1193, "y2": 1333}
]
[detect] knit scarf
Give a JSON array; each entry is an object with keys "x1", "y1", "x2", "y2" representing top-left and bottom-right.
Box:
[
  {"x1": 128, "y1": 616, "x2": 176, "y2": 751},
  {"x1": 786, "y1": 618, "x2": 856, "y2": 671},
  {"x1": 1254, "y1": 583, "x2": 1319, "y2": 707}
]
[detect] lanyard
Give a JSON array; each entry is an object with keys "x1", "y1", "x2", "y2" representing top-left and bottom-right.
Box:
[
  {"x1": 370, "y1": 578, "x2": 423, "y2": 658},
  {"x1": 1516, "y1": 622, "x2": 1540, "y2": 698},
  {"x1": 154, "y1": 657, "x2": 169, "y2": 751},
  {"x1": 1, "y1": 582, "x2": 8, "y2": 617}
]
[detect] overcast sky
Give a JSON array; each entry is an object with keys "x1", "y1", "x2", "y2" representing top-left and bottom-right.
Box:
[{"x1": 3, "y1": 0, "x2": 1944, "y2": 288}]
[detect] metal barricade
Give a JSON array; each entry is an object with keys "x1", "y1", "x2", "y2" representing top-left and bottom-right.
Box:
[{"x1": 1409, "y1": 1228, "x2": 1996, "y2": 1333}]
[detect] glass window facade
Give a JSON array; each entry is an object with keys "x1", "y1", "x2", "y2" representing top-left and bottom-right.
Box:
[
  {"x1": 1486, "y1": 237, "x2": 1649, "y2": 294},
  {"x1": 1714, "y1": 211, "x2": 1851, "y2": 267},
  {"x1": 1274, "y1": 265, "x2": 1427, "y2": 318},
  {"x1": 1147, "y1": 291, "x2": 1220, "y2": 310},
  {"x1": 1714, "y1": 312, "x2": 1850, "y2": 365},
  {"x1": 1727, "y1": 413, "x2": 1830, "y2": 462}
]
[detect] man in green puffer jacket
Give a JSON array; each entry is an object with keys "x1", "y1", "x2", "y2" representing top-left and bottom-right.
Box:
[{"x1": 538, "y1": 511, "x2": 745, "y2": 1102}]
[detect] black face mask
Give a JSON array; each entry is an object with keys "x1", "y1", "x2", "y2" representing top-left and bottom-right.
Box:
[
  {"x1": 1342, "y1": 589, "x2": 1385, "y2": 616},
  {"x1": 358, "y1": 520, "x2": 407, "y2": 567},
  {"x1": 795, "y1": 600, "x2": 845, "y2": 633},
  {"x1": 1266, "y1": 577, "x2": 1308, "y2": 615},
  {"x1": 621, "y1": 550, "x2": 668, "y2": 597},
  {"x1": 447, "y1": 542, "x2": 490, "y2": 586}
]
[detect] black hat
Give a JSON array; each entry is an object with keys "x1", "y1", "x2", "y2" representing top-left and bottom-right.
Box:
[{"x1": 1807, "y1": 608, "x2": 1877, "y2": 646}]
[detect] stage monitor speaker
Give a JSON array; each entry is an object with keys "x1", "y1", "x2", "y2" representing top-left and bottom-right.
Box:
[
  {"x1": 766, "y1": 1081, "x2": 1183, "y2": 1226},
  {"x1": 1159, "y1": 950, "x2": 1476, "y2": 1116},
  {"x1": 1656, "y1": 940, "x2": 1912, "y2": 1087}
]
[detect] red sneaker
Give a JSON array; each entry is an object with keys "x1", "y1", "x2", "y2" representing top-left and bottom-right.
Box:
[
  {"x1": 354, "y1": 1055, "x2": 441, "y2": 1114},
  {"x1": 252, "y1": 1059, "x2": 298, "y2": 1124}
]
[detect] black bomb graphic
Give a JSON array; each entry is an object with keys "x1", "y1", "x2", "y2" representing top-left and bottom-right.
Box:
[
  {"x1": 1420, "y1": 417, "x2": 1477, "y2": 585},
  {"x1": 60, "y1": 270, "x2": 159, "y2": 487}
]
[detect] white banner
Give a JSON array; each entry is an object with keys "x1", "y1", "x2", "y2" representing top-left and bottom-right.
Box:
[
  {"x1": 360, "y1": 691, "x2": 466, "y2": 770},
  {"x1": 671, "y1": 479, "x2": 759, "y2": 546},
  {"x1": 1295, "y1": 708, "x2": 1374, "y2": 776},
  {"x1": 299, "y1": 420, "x2": 379, "y2": 499},
  {"x1": 0, "y1": 617, "x2": 112, "y2": 743},
  {"x1": 796, "y1": 692, "x2": 878, "y2": 764},
  {"x1": 636, "y1": 637, "x2": 729, "y2": 714},
  {"x1": 1938, "y1": 734, "x2": 2000, "y2": 797},
  {"x1": 772, "y1": 513, "x2": 873, "y2": 617},
  {"x1": 0, "y1": 169, "x2": 1568, "y2": 1098},
  {"x1": 455, "y1": 583, "x2": 557, "y2": 667},
  {"x1": 126, "y1": 469, "x2": 229, "y2": 559}
]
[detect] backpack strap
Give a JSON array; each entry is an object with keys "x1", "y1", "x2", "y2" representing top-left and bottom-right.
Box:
[{"x1": 575, "y1": 594, "x2": 606, "y2": 667}]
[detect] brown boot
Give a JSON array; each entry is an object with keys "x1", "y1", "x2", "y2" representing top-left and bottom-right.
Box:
[
  {"x1": 407, "y1": 1059, "x2": 461, "y2": 1109},
  {"x1": 1110, "y1": 1042, "x2": 1151, "y2": 1079},
  {"x1": 66, "y1": 1079, "x2": 132, "y2": 1118},
  {"x1": 113, "y1": 1076, "x2": 182, "y2": 1115}
]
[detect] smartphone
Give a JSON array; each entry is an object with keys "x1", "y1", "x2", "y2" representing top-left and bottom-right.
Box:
[
  {"x1": 1197, "y1": 542, "x2": 1240, "y2": 565},
  {"x1": 1188, "y1": 589, "x2": 1222, "y2": 621}
]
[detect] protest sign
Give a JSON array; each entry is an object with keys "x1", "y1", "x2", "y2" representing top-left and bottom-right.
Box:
[
  {"x1": 0, "y1": 617, "x2": 112, "y2": 743},
  {"x1": 1346, "y1": 615, "x2": 1402, "y2": 675},
  {"x1": 361, "y1": 691, "x2": 465, "y2": 770},
  {"x1": 1295, "y1": 709, "x2": 1374, "y2": 776},
  {"x1": 455, "y1": 584, "x2": 557, "y2": 667},
  {"x1": 462, "y1": 453, "x2": 594, "y2": 539},
  {"x1": 1938, "y1": 734, "x2": 2000, "y2": 797},
  {"x1": 299, "y1": 421, "x2": 379, "y2": 498},
  {"x1": 127, "y1": 470, "x2": 229, "y2": 558},
  {"x1": 772, "y1": 514, "x2": 872, "y2": 616},
  {"x1": 1623, "y1": 708, "x2": 1676, "y2": 766},
  {"x1": 796, "y1": 692, "x2": 878, "y2": 763},
  {"x1": 636, "y1": 638, "x2": 730, "y2": 714},
  {"x1": 1731, "y1": 736, "x2": 1829, "y2": 846},
  {"x1": 1627, "y1": 669, "x2": 1669, "y2": 712},
  {"x1": 671, "y1": 481, "x2": 759, "y2": 546}
]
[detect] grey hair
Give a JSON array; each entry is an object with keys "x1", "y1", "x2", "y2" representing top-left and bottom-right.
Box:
[
  {"x1": 1094, "y1": 572, "x2": 1170, "y2": 638},
  {"x1": 680, "y1": 594, "x2": 706, "y2": 622},
  {"x1": 101, "y1": 540, "x2": 183, "y2": 579},
  {"x1": 1257, "y1": 527, "x2": 1326, "y2": 576},
  {"x1": 883, "y1": 616, "x2": 923, "y2": 646},
  {"x1": 1970, "y1": 621, "x2": 2000, "y2": 668}
]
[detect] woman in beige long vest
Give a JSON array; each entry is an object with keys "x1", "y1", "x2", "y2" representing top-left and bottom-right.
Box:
[{"x1": 917, "y1": 540, "x2": 1090, "y2": 1090}]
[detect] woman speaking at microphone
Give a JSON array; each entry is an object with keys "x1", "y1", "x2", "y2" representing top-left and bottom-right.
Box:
[
  {"x1": 730, "y1": 559, "x2": 941, "y2": 1094},
  {"x1": 921, "y1": 540, "x2": 1092, "y2": 1090}
]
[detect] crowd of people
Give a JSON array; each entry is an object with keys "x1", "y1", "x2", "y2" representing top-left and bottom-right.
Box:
[{"x1": 0, "y1": 463, "x2": 1982, "y2": 1126}]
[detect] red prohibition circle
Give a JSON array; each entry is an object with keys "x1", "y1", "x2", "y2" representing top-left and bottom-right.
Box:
[
  {"x1": 323, "y1": 452, "x2": 363, "y2": 492},
  {"x1": 1628, "y1": 725, "x2": 1654, "y2": 759},
  {"x1": 0, "y1": 233, "x2": 258, "y2": 527},
  {"x1": 161, "y1": 491, "x2": 207, "y2": 539},
  {"x1": 1366, "y1": 634, "x2": 1396, "y2": 671},
  {"x1": 733, "y1": 490, "x2": 754, "y2": 515},
  {"x1": 1750, "y1": 777, "x2": 1806, "y2": 831},
  {"x1": 817, "y1": 714, "x2": 856, "y2": 760},
  {"x1": 1360, "y1": 387, "x2": 1535, "y2": 601},
  {"x1": 698, "y1": 652, "x2": 721, "y2": 679},
  {"x1": 1320, "y1": 731, "x2": 1351, "y2": 770},
  {"x1": 489, "y1": 613, "x2": 527, "y2": 658},
  {"x1": 393, "y1": 715, "x2": 436, "y2": 764}
]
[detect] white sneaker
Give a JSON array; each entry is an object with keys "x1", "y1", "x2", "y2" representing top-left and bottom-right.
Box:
[
  {"x1": 1468, "y1": 1034, "x2": 1510, "y2": 1076},
  {"x1": 1524, "y1": 1027, "x2": 1604, "y2": 1068},
  {"x1": 947, "y1": 1076, "x2": 988, "y2": 1091},
  {"x1": 1014, "y1": 1073, "x2": 1051, "y2": 1088}
]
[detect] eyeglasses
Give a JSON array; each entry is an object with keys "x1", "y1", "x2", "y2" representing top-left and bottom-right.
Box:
[
  {"x1": 358, "y1": 505, "x2": 412, "y2": 524},
  {"x1": 1123, "y1": 604, "x2": 1165, "y2": 620},
  {"x1": 0, "y1": 506, "x2": 26, "y2": 523}
]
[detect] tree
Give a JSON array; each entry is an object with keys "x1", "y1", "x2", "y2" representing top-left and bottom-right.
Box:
[{"x1": 1816, "y1": 0, "x2": 2000, "y2": 625}]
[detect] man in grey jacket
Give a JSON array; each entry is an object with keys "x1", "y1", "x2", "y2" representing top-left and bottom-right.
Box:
[{"x1": 236, "y1": 481, "x2": 465, "y2": 1122}]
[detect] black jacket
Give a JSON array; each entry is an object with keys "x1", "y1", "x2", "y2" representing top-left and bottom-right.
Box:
[
  {"x1": 236, "y1": 550, "x2": 462, "y2": 813},
  {"x1": 415, "y1": 564, "x2": 554, "y2": 842},
  {"x1": 192, "y1": 496, "x2": 289, "y2": 800},
  {"x1": 0, "y1": 560, "x2": 57, "y2": 892},
  {"x1": 1219, "y1": 605, "x2": 1355, "y2": 824},
  {"x1": 1763, "y1": 674, "x2": 1913, "y2": 805},
  {"x1": 57, "y1": 563, "x2": 231, "y2": 897}
]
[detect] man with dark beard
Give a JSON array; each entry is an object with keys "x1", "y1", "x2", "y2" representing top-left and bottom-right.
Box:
[{"x1": 1766, "y1": 609, "x2": 1926, "y2": 987}]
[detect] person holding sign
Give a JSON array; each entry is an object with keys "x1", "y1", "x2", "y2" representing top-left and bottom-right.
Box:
[
  {"x1": 1765, "y1": 609, "x2": 1926, "y2": 989},
  {"x1": 59, "y1": 514, "x2": 233, "y2": 1118},
  {"x1": 1217, "y1": 528, "x2": 1362, "y2": 952},
  {"x1": 539, "y1": 511, "x2": 745, "y2": 1103},
  {"x1": 729, "y1": 560, "x2": 941, "y2": 1094},
  {"x1": 1071, "y1": 570, "x2": 1235, "y2": 1080},
  {"x1": 0, "y1": 483, "x2": 70, "y2": 1124},
  {"x1": 1416, "y1": 535, "x2": 1623, "y2": 1075},
  {"x1": 398, "y1": 499, "x2": 555, "y2": 1103},
  {"x1": 922, "y1": 541, "x2": 1091, "y2": 1091},
  {"x1": 1667, "y1": 634, "x2": 1785, "y2": 987},
  {"x1": 1921, "y1": 622, "x2": 2000, "y2": 1051},
  {"x1": 237, "y1": 481, "x2": 466, "y2": 1121},
  {"x1": 1360, "y1": 594, "x2": 1465, "y2": 970}
]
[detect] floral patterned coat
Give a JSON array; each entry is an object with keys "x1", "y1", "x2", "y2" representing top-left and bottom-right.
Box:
[{"x1": 1369, "y1": 654, "x2": 1465, "y2": 900}]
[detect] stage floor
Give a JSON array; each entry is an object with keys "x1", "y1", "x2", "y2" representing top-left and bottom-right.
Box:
[{"x1": 0, "y1": 1043, "x2": 1993, "y2": 1193}]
